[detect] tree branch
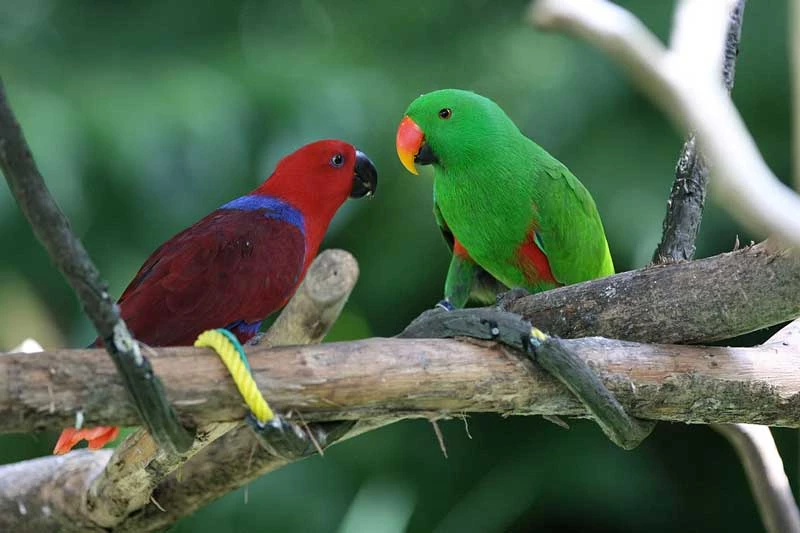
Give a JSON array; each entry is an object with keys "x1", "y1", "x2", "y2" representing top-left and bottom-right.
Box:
[
  {"x1": 712, "y1": 424, "x2": 800, "y2": 533},
  {"x1": 503, "y1": 241, "x2": 799, "y2": 344},
  {"x1": 5, "y1": 317, "x2": 800, "y2": 530},
  {"x1": 7, "y1": 331, "x2": 800, "y2": 430},
  {"x1": 653, "y1": 0, "x2": 745, "y2": 262},
  {"x1": 530, "y1": 0, "x2": 800, "y2": 248},
  {"x1": 793, "y1": 0, "x2": 800, "y2": 191},
  {"x1": 0, "y1": 79, "x2": 194, "y2": 454},
  {"x1": 650, "y1": 3, "x2": 799, "y2": 531},
  {"x1": 0, "y1": 241, "x2": 794, "y2": 433}
]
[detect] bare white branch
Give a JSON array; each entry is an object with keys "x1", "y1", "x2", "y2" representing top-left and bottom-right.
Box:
[
  {"x1": 530, "y1": 0, "x2": 800, "y2": 247},
  {"x1": 670, "y1": 0, "x2": 738, "y2": 81},
  {"x1": 792, "y1": 0, "x2": 800, "y2": 190},
  {"x1": 713, "y1": 424, "x2": 800, "y2": 533}
]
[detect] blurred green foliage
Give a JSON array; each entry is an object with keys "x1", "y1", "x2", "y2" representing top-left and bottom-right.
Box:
[{"x1": 0, "y1": 0, "x2": 795, "y2": 531}]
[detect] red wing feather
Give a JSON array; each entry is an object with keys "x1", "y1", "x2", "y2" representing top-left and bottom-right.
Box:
[
  {"x1": 117, "y1": 209, "x2": 306, "y2": 347},
  {"x1": 517, "y1": 229, "x2": 558, "y2": 285}
]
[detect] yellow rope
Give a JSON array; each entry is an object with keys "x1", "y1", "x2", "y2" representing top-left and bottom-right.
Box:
[{"x1": 194, "y1": 329, "x2": 274, "y2": 424}]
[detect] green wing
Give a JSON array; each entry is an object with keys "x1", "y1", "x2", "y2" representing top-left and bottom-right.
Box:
[{"x1": 533, "y1": 157, "x2": 615, "y2": 285}]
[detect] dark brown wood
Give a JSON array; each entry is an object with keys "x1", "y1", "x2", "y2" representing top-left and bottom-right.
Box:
[
  {"x1": 653, "y1": 0, "x2": 746, "y2": 262},
  {"x1": 503, "y1": 242, "x2": 800, "y2": 344}
]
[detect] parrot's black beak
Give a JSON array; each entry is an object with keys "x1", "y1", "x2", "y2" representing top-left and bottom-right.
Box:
[
  {"x1": 414, "y1": 142, "x2": 438, "y2": 166},
  {"x1": 350, "y1": 149, "x2": 378, "y2": 198}
]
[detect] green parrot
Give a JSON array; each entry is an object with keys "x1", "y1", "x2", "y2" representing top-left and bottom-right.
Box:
[{"x1": 396, "y1": 89, "x2": 614, "y2": 308}]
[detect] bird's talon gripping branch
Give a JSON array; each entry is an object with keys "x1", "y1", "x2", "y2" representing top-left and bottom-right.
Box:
[
  {"x1": 197, "y1": 329, "x2": 354, "y2": 460},
  {"x1": 480, "y1": 318, "x2": 501, "y2": 338},
  {"x1": 246, "y1": 413, "x2": 317, "y2": 459},
  {"x1": 435, "y1": 299, "x2": 455, "y2": 312},
  {"x1": 400, "y1": 308, "x2": 654, "y2": 450}
]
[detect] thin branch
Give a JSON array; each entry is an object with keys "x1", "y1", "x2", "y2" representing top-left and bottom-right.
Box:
[
  {"x1": 83, "y1": 249, "x2": 360, "y2": 528},
  {"x1": 654, "y1": 0, "x2": 745, "y2": 262},
  {"x1": 712, "y1": 424, "x2": 800, "y2": 533},
  {"x1": 0, "y1": 79, "x2": 194, "y2": 454},
  {"x1": 530, "y1": 0, "x2": 800, "y2": 248}
]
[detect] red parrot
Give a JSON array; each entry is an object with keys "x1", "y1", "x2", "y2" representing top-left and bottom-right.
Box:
[{"x1": 54, "y1": 139, "x2": 378, "y2": 454}]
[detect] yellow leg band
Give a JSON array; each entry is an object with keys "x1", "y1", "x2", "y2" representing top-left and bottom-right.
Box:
[{"x1": 530, "y1": 327, "x2": 549, "y2": 342}]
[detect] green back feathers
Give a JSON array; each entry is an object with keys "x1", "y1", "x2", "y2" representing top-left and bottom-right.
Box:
[{"x1": 404, "y1": 89, "x2": 613, "y2": 290}]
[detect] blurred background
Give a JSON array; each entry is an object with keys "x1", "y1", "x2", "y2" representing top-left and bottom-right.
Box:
[{"x1": 0, "y1": 0, "x2": 794, "y2": 531}]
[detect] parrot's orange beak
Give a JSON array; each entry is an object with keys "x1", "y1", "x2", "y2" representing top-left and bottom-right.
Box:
[{"x1": 396, "y1": 115, "x2": 424, "y2": 175}]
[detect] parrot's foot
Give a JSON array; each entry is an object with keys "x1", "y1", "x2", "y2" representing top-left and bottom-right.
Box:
[
  {"x1": 435, "y1": 299, "x2": 455, "y2": 311},
  {"x1": 542, "y1": 415, "x2": 570, "y2": 430},
  {"x1": 247, "y1": 413, "x2": 355, "y2": 460},
  {"x1": 529, "y1": 334, "x2": 655, "y2": 450},
  {"x1": 398, "y1": 307, "x2": 654, "y2": 450},
  {"x1": 495, "y1": 287, "x2": 530, "y2": 310}
]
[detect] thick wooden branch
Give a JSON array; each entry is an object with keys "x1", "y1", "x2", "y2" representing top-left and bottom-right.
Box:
[
  {"x1": 503, "y1": 241, "x2": 799, "y2": 344},
  {"x1": 0, "y1": 451, "x2": 112, "y2": 532},
  {"x1": 7, "y1": 326, "x2": 800, "y2": 531},
  {"x1": 0, "y1": 242, "x2": 794, "y2": 434},
  {"x1": 5, "y1": 332, "x2": 800, "y2": 432},
  {"x1": 2, "y1": 250, "x2": 800, "y2": 532}
]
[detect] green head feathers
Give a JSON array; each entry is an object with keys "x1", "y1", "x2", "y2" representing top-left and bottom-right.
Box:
[{"x1": 400, "y1": 89, "x2": 523, "y2": 173}]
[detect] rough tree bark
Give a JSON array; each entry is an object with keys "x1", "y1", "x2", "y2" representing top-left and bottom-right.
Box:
[
  {"x1": 503, "y1": 241, "x2": 799, "y2": 344},
  {"x1": 7, "y1": 330, "x2": 800, "y2": 431},
  {"x1": 5, "y1": 318, "x2": 800, "y2": 531}
]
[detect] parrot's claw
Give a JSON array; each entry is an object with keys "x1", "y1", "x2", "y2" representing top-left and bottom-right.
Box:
[
  {"x1": 542, "y1": 415, "x2": 570, "y2": 430},
  {"x1": 246, "y1": 413, "x2": 355, "y2": 460},
  {"x1": 481, "y1": 318, "x2": 501, "y2": 339},
  {"x1": 435, "y1": 299, "x2": 455, "y2": 311},
  {"x1": 399, "y1": 307, "x2": 654, "y2": 450}
]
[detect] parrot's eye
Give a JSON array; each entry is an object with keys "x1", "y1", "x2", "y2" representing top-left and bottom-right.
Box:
[
  {"x1": 330, "y1": 153, "x2": 344, "y2": 168},
  {"x1": 438, "y1": 108, "x2": 452, "y2": 119}
]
